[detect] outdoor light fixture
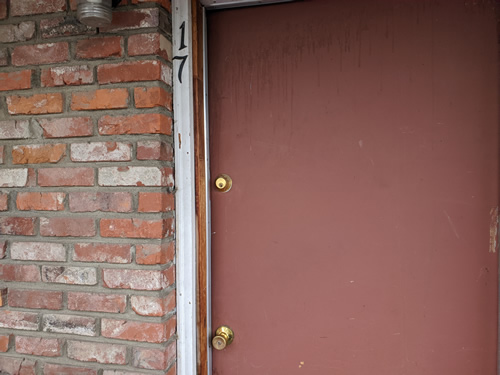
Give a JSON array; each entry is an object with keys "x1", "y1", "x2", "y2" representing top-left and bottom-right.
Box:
[{"x1": 77, "y1": 0, "x2": 120, "y2": 28}]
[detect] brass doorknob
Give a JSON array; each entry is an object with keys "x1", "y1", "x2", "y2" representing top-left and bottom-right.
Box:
[
  {"x1": 214, "y1": 174, "x2": 232, "y2": 192},
  {"x1": 212, "y1": 326, "x2": 234, "y2": 350}
]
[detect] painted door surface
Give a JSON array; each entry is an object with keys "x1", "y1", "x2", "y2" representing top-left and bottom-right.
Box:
[{"x1": 208, "y1": 1, "x2": 499, "y2": 374}]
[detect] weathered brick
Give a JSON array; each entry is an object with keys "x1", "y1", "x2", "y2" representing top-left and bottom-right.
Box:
[
  {"x1": 8, "y1": 289, "x2": 63, "y2": 310},
  {"x1": 16, "y1": 336, "x2": 62, "y2": 357},
  {"x1": 0, "y1": 120, "x2": 30, "y2": 139},
  {"x1": 42, "y1": 266, "x2": 97, "y2": 285},
  {"x1": 12, "y1": 144, "x2": 66, "y2": 164},
  {"x1": 40, "y1": 217, "x2": 95, "y2": 237},
  {"x1": 100, "y1": 218, "x2": 169, "y2": 239},
  {"x1": 38, "y1": 167, "x2": 94, "y2": 186},
  {"x1": 0, "y1": 241, "x2": 6, "y2": 259},
  {"x1": 102, "y1": 317, "x2": 175, "y2": 343},
  {"x1": 102, "y1": 371, "x2": 153, "y2": 375},
  {"x1": 17, "y1": 192, "x2": 65, "y2": 211},
  {"x1": 73, "y1": 242, "x2": 131, "y2": 263},
  {"x1": 0, "y1": 0, "x2": 6, "y2": 19},
  {"x1": 0, "y1": 145, "x2": 4, "y2": 164},
  {"x1": 131, "y1": 293, "x2": 175, "y2": 317},
  {"x1": 10, "y1": 0, "x2": 66, "y2": 16},
  {"x1": 0, "y1": 192, "x2": 7, "y2": 211},
  {"x1": 41, "y1": 17, "x2": 95, "y2": 39},
  {"x1": 38, "y1": 117, "x2": 94, "y2": 138},
  {"x1": 98, "y1": 60, "x2": 168, "y2": 84},
  {"x1": 67, "y1": 340, "x2": 127, "y2": 364},
  {"x1": 41, "y1": 65, "x2": 93, "y2": 87},
  {"x1": 136, "y1": 242, "x2": 175, "y2": 265},
  {"x1": 0, "y1": 357, "x2": 36, "y2": 375},
  {"x1": 102, "y1": 267, "x2": 174, "y2": 291},
  {"x1": 100, "y1": 8, "x2": 159, "y2": 32},
  {"x1": 71, "y1": 89, "x2": 129, "y2": 111},
  {"x1": 138, "y1": 192, "x2": 174, "y2": 213},
  {"x1": 128, "y1": 33, "x2": 171, "y2": 61},
  {"x1": 0, "y1": 168, "x2": 28, "y2": 187},
  {"x1": 0, "y1": 264, "x2": 40, "y2": 282},
  {"x1": 132, "y1": 341, "x2": 176, "y2": 370},
  {"x1": 134, "y1": 87, "x2": 172, "y2": 110},
  {"x1": 43, "y1": 364, "x2": 98, "y2": 375},
  {"x1": 0, "y1": 22, "x2": 36, "y2": 43},
  {"x1": 42, "y1": 314, "x2": 96, "y2": 336},
  {"x1": 0, "y1": 288, "x2": 7, "y2": 307},
  {"x1": 131, "y1": 0, "x2": 171, "y2": 11},
  {"x1": 11, "y1": 242, "x2": 66, "y2": 262},
  {"x1": 0, "y1": 70, "x2": 31, "y2": 91},
  {"x1": 7, "y1": 93, "x2": 63, "y2": 115},
  {"x1": 98, "y1": 166, "x2": 173, "y2": 187},
  {"x1": 69, "y1": 192, "x2": 132, "y2": 213},
  {"x1": 0, "y1": 310, "x2": 39, "y2": 331},
  {"x1": 76, "y1": 36, "x2": 123, "y2": 59},
  {"x1": 11, "y1": 43, "x2": 69, "y2": 66},
  {"x1": 99, "y1": 113, "x2": 172, "y2": 135},
  {"x1": 68, "y1": 292, "x2": 127, "y2": 313},
  {"x1": 71, "y1": 142, "x2": 131, "y2": 162},
  {"x1": 0, "y1": 217, "x2": 35, "y2": 236},
  {"x1": 0, "y1": 48, "x2": 7, "y2": 66},
  {"x1": 0, "y1": 334, "x2": 11, "y2": 352}
]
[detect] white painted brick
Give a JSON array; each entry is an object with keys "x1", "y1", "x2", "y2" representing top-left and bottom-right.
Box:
[
  {"x1": 0, "y1": 169, "x2": 28, "y2": 187},
  {"x1": 71, "y1": 142, "x2": 132, "y2": 162},
  {"x1": 0, "y1": 120, "x2": 31, "y2": 139},
  {"x1": 11, "y1": 242, "x2": 66, "y2": 262},
  {"x1": 98, "y1": 166, "x2": 172, "y2": 187}
]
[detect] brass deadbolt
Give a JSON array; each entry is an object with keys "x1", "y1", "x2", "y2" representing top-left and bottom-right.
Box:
[
  {"x1": 215, "y1": 174, "x2": 232, "y2": 192},
  {"x1": 212, "y1": 326, "x2": 234, "y2": 351}
]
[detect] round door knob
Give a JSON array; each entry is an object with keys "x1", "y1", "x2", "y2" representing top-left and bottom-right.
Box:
[
  {"x1": 212, "y1": 326, "x2": 234, "y2": 350},
  {"x1": 214, "y1": 174, "x2": 232, "y2": 192}
]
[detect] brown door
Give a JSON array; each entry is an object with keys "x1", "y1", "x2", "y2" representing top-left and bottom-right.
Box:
[{"x1": 208, "y1": 1, "x2": 499, "y2": 374}]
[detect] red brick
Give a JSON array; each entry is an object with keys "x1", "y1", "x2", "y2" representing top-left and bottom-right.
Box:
[
  {"x1": 41, "y1": 65, "x2": 93, "y2": 87},
  {"x1": 0, "y1": 217, "x2": 35, "y2": 236},
  {"x1": 0, "y1": 22, "x2": 36, "y2": 43},
  {"x1": 38, "y1": 167, "x2": 94, "y2": 187},
  {"x1": 0, "y1": 357, "x2": 36, "y2": 375},
  {"x1": 67, "y1": 340, "x2": 127, "y2": 364},
  {"x1": 134, "y1": 86, "x2": 172, "y2": 110},
  {"x1": 98, "y1": 60, "x2": 166, "y2": 84},
  {"x1": 100, "y1": 218, "x2": 169, "y2": 239},
  {"x1": 102, "y1": 267, "x2": 174, "y2": 291},
  {"x1": 68, "y1": 292, "x2": 127, "y2": 313},
  {"x1": 0, "y1": 288, "x2": 6, "y2": 307},
  {"x1": 0, "y1": 145, "x2": 4, "y2": 164},
  {"x1": 10, "y1": 0, "x2": 66, "y2": 16},
  {"x1": 0, "y1": 334, "x2": 11, "y2": 352},
  {"x1": 0, "y1": 70, "x2": 31, "y2": 91},
  {"x1": 102, "y1": 317, "x2": 176, "y2": 343},
  {"x1": 8, "y1": 289, "x2": 63, "y2": 310},
  {"x1": 0, "y1": 48, "x2": 7, "y2": 66},
  {"x1": 17, "y1": 192, "x2": 65, "y2": 211},
  {"x1": 11, "y1": 43, "x2": 69, "y2": 66},
  {"x1": 0, "y1": 1, "x2": 6, "y2": 19},
  {"x1": 73, "y1": 243, "x2": 131, "y2": 263},
  {"x1": 7, "y1": 93, "x2": 63, "y2": 115},
  {"x1": 0, "y1": 265, "x2": 40, "y2": 282},
  {"x1": 12, "y1": 144, "x2": 66, "y2": 164},
  {"x1": 0, "y1": 241, "x2": 6, "y2": 259},
  {"x1": 128, "y1": 33, "x2": 171, "y2": 61},
  {"x1": 138, "y1": 192, "x2": 174, "y2": 213},
  {"x1": 131, "y1": 293, "x2": 175, "y2": 317},
  {"x1": 38, "y1": 117, "x2": 94, "y2": 138},
  {"x1": 42, "y1": 266, "x2": 97, "y2": 285},
  {"x1": 136, "y1": 242, "x2": 175, "y2": 265},
  {"x1": 71, "y1": 89, "x2": 129, "y2": 111},
  {"x1": 0, "y1": 310, "x2": 39, "y2": 331},
  {"x1": 98, "y1": 113, "x2": 172, "y2": 135},
  {"x1": 132, "y1": 341, "x2": 176, "y2": 370},
  {"x1": 69, "y1": 192, "x2": 132, "y2": 213},
  {"x1": 136, "y1": 140, "x2": 173, "y2": 161},
  {"x1": 16, "y1": 336, "x2": 62, "y2": 357},
  {"x1": 70, "y1": 0, "x2": 126, "y2": 10},
  {"x1": 76, "y1": 36, "x2": 123, "y2": 59},
  {"x1": 43, "y1": 364, "x2": 97, "y2": 375},
  {"x1": 100, "y1": 8, "x2": 159, "y2": 32},
  {"x1": 40, "y1": 217, "x2": 96, "y2": 237},
  {"x1": 0, "y1": 192, "x2": 7, "y2": 211},
  {"x1": 41, "y1": 17, "x2": 95, "y2": 39},
  {"x1": 42, "y1": 314, "x2": 96, "y2": 336},
  {"x1": 131, "y1": 0, "x2": 171, "y2": 11}
]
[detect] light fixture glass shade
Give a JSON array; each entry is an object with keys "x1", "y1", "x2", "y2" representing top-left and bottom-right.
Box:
[{"x1": 77, "y1": 0, "x2": 113, "y2": 28}]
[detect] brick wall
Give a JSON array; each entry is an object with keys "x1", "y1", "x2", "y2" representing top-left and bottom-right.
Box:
[{"x1": 0, "y1": 0, "x2": 176, "y2": 374}]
